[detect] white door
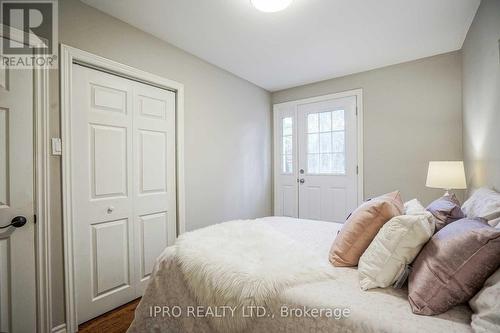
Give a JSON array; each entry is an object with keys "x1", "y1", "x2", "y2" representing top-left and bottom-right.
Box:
[
  {"x1": 0, "y1": 49, "x2": 37, "y2": 332},
  {"x1": 297, "y1": 96, "x2": 358, "y2": 222},
  {"x1": 274, "y1": 94, "x2": 360, "y2": 223},
  {"x1": 71, "y1": 64, "x2": 176, "y2": 324}
]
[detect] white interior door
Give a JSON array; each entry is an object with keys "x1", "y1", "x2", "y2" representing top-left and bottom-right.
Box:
[
  {"x1": 0, "y1": 46, "x2": 37, "y2": 332},
  {"x1": 71, "y1": 64, "x2": 176, "y2": 324},
  {"x1": 274, "y1": 94, "x2": 359, "y2": 223}
]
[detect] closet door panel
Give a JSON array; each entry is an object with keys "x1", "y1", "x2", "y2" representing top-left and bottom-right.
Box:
[
  {"x1": 133, "y1": 82, "x2": 176, "y2": 294},
  {"x1": 72, "y1": 65, "x2": 136, "y2": 324}
]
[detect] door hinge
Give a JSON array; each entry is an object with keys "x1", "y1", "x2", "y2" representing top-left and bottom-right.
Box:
[
  {"x1": 355, "y1": 106, "x2": 358, "y2": 116},
  {"x1": 356, "y1": 165, "x2": 359, "y2": 175},
  {"x1": 34, "y1": 214, "x2": 37, "y2": 224}
]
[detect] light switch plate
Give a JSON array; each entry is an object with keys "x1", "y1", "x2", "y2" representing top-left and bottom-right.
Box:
[{"x1": 51, "y1": 138, "x2": 62, "y2": 155}]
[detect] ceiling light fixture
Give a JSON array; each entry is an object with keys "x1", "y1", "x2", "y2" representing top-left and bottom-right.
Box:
[{"x1": 251, "y1": 0, "x2": 293, "y2": 13}]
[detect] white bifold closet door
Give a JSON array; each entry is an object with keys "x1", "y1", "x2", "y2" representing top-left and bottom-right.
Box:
[{"x1": 71, "y1": 64, "x2": 176, "y2": 324}]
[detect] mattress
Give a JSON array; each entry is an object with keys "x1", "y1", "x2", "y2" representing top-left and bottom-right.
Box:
[{"x1": 128, "y1": 217, "x2": 472, "y2": 333}]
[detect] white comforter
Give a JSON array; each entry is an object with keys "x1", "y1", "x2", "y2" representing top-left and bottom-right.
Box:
[{"x1": 128, "y1": 217, "x2": 472, "y2": 333}]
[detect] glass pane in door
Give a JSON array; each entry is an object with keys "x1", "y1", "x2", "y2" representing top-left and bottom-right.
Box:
[
  {"x1": 307, "y1": 110, "x2": 346, "y2": 174},
  {"x1": 281, "y1": 117, "x2": 293, "y2": 174}
]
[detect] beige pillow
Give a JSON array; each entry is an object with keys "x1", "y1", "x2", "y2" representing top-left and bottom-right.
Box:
[
  {"x1": 470, "y1": 268, "x2": 500, "y2": 333},
  {"x1": 358, "y1": 212, "x2": 434, "y2": 290},
  {"x1": 329, "y1": 191, "x2": 404, "y2": 267}
]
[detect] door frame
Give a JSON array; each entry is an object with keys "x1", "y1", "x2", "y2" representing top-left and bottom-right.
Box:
[
  {"x1": 0, "y1": 24, "x2": 52, "y2": 333},
  {"x1": 272, "y1": 88, "x2": 364, "y2": 215},
  {"x1": 60, "y1": 44, "x2": 186, "y2": 332}
]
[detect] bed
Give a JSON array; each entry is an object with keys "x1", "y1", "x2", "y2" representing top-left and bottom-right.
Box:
[{"x1": 128, "y1": 216, "x2": 472, "y2": 333}]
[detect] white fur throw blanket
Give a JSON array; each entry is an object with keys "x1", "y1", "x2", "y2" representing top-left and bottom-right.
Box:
[{"x1": 175, "y1": 220, "x2": 335, "y2": 333}]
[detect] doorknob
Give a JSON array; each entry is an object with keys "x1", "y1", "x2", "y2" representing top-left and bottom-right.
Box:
[
  {"x1": 0, "y1": 216, "x2": 28, "y2": 229},
  {"x1": 299, "y1": 178, "x2": 305, "y2": 184}
]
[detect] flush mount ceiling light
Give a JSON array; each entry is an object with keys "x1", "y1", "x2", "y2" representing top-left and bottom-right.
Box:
[{"x1": 251, "y1": 0, "x2": 293, "y2": 13}]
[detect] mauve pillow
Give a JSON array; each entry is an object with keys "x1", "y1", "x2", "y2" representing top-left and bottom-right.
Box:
[
  {"x1": 408, "y1": 218, "x2": 500, "y2": 316},
  {"x1": 329, "y1": 191, "x2": 404, "y2": 267},
  {"x1": 426, "y1": 194, "x2": 465, "y2": 231}
]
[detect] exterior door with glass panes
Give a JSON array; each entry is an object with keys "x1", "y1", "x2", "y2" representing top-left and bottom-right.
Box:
[{"x1": 274, "y1": 95, "x2": 359, "y2": 223}]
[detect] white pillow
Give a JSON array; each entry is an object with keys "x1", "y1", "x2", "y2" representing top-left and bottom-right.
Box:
[
  {"x1": 469, "y1": 268, "x2": 500, "y2": 333},
  {"x1": 462, "y1": 188, "x2": 500, "y2": 226},
  {"x1": 404, "y1": 198, "x2": 426, "y2": 215},
  {"x1": 358, "y1": 212, "x2": 435, "y2": 290},
  {"x1": 405, "y1": 198, "x2": 439, "y2": 226}
]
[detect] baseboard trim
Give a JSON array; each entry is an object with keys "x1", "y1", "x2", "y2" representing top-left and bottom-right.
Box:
[{"x1": 52, "y1": 323, "x2": 67, "y2": 333}]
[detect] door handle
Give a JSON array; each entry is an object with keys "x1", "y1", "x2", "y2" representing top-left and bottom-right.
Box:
[
  {"x1": 299, "y1": 178, "x2": 305, "y2": 184},
  {"x1": 0, "y1": 216, "x2": 28, "y2": 229}
]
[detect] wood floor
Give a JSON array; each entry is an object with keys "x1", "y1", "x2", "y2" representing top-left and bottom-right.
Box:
[{"x1": 78, "y1": 298, "x2": 141, "y2": 333}]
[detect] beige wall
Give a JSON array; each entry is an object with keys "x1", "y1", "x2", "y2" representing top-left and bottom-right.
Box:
[
  {"x1": 272, "y1": 52, "x2": 464, "y2": 205},
  {"x1": 462, "y1": 0, "x2": 500, "y2": 192},
  {"x1": 50, "y1": 0, "x2": 272, "y2": 327}
]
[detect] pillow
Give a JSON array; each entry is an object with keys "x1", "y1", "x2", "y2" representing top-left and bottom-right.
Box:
[
  {"x1": 426, "y1": 194, "x2": 464, "y2": 231},
  {"x1": 404, "y1": 199, "x2": 426, "y2": 215},
  {"x1": 329, "y1": 191, "x2": 404, "y2": 267},
  {"x1": 469, "y1": 268, "x2": 500, "y2": 333},
  {"x1": 462, "y1": 187, "x2": 500, "y2": 226},
  {"x1": 358, "y1": 212, "x2": 435, "y2": 290},
  {"x1": 408, "y1": 218, "x2": 500, "y2": 316}
]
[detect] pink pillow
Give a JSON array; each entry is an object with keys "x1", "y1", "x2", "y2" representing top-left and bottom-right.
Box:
[{"x1": 329, "y1": 191, "x2": 404, "y2": 267}]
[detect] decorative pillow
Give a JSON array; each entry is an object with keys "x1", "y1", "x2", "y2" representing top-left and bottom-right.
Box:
[
  {"x1": 469, "y1": 268, "x2": 500, "y2": 333},
  {"x1": 329, "y1": 191, "x2": 404, "y2": 267},
  {"x1": 462, "y1": 187, "x2": 500, "y2": 227},
  {"x1": 358, "y1": 212, "x2": 435, "y2": 290},
  {"x1": 426, "y1": 194, "x2": 465, "y2": 231},
  {"x1": 408, "y1": 218, "x2": 500, "y2": 316},
  {"x1": 404, "y1": 199, "x2": 426, "y2": 215}
]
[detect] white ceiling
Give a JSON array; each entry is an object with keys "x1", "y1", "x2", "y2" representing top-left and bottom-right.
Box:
[{"x1": 81, "y1": 0, "x2": 480, "y2": 91}]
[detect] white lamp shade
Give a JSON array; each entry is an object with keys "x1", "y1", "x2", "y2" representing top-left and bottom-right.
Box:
[
  {"x1": 251, "y1": 0, "x2": 293, "y2": 12},
  {"x1": 426, "y1": 161, "x2": 467, "y2": 190}
]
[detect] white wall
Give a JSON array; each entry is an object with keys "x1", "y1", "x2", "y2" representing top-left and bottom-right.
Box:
[
  {"x1": 462, "y1": 0, "x2": 500, "y2": 192},
  {"x1": 272, "y1": 52, "x2": 464, "y2": 205},
  {"x1": 49, "y1": 0, "x2": 272, "y2": 327}
]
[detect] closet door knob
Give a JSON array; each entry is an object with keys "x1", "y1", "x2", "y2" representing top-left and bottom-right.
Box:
[{"x1": 107, "y1": 206, "x2": 115, "y2": 214}]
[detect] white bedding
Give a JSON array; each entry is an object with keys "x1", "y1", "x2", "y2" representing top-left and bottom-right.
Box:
[
  {"x1": 174, "y1": 219, "x2": 336, "y2": 332},
  {"x1": 128, "y1": 217, "x2": 472, "y2": 333}
]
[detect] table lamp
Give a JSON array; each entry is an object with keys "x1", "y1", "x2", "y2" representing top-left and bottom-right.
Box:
[{"x1": 426, "y1": 161, "x2": 467, "y2": 196}]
